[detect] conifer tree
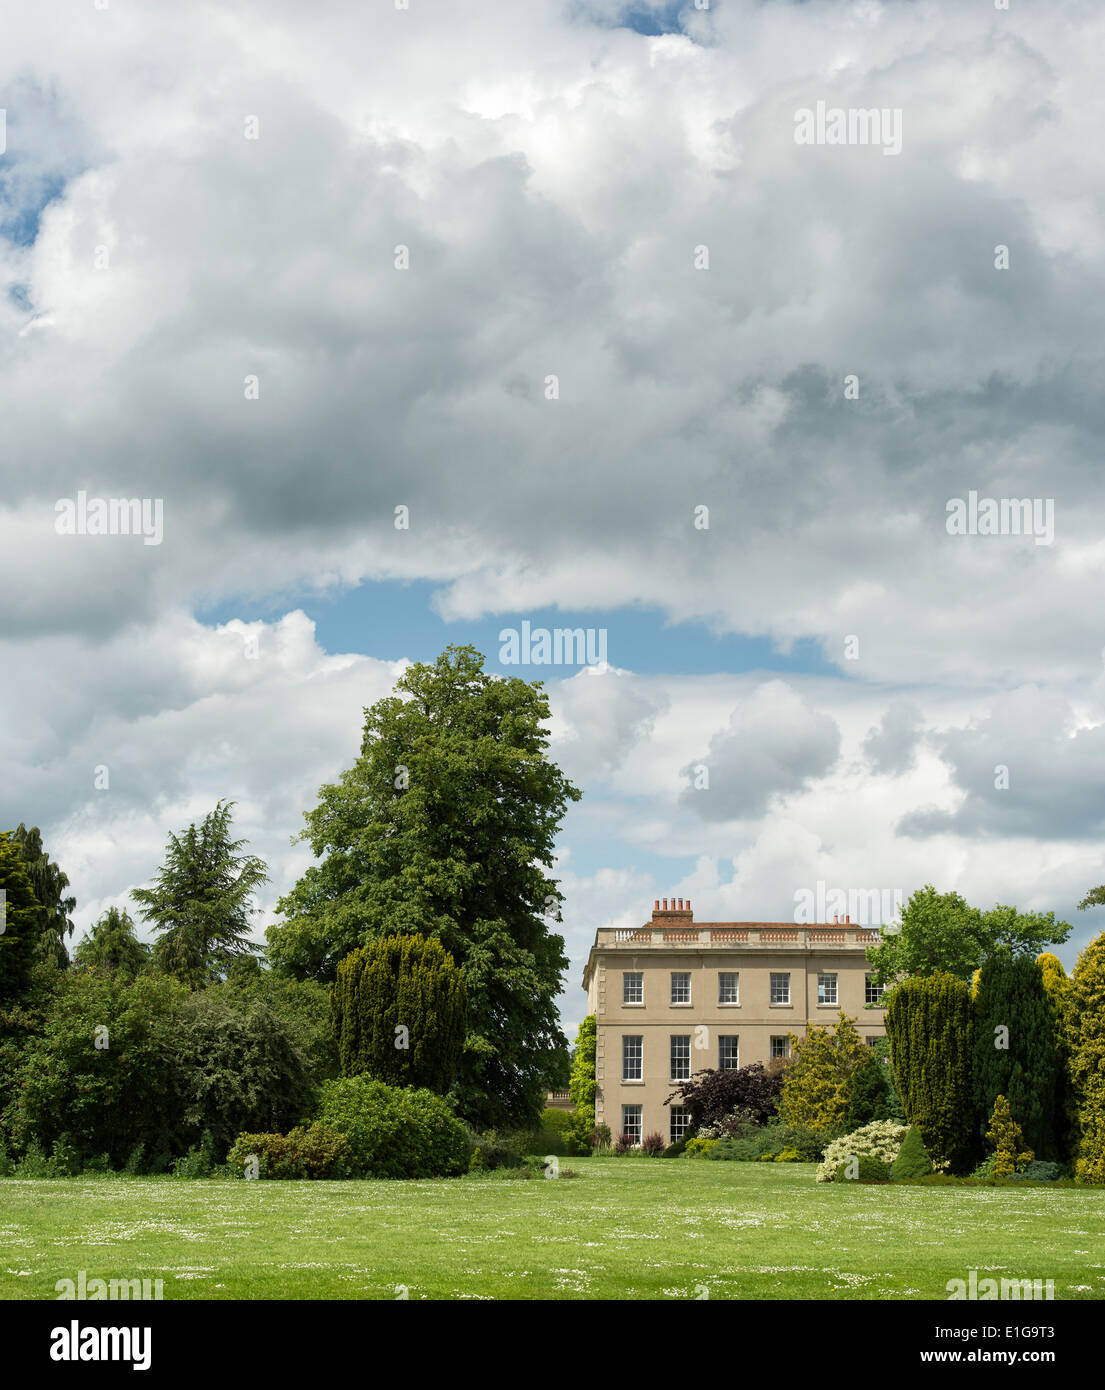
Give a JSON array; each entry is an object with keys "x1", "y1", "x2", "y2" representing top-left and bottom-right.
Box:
[
  {"x1": 986, "y1": 1094, "x2": 1034, "y2": 1177},
  {"x1": 971, "y1": 948, "x2": 1062, "y2": 1160},
  {"x1": 1064, "y1": 932, "x2": 1105, "y2": 1182},
  {"x1": 0, "y1": 832, "x2": 42, "y2": 1001},
  {"x1": 331, "y1": 934, "x2": 466, "y2": 1093},
  {"x1": 885, "y1": 970, "x2": 975, "y2": 1171},
  {"x1": 132, "y1": 801, "x2": 267, "y2": 989}
]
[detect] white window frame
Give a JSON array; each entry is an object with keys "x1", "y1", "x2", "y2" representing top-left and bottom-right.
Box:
[
  {"x1": 670, "y1": 971, "x2": 691, "y2": 1005},
  {"x1": 670, "y1": 1034, "x2": 691, "y2": 1081},
  {"x1": 817, "y1": 972, "x2": 838, "y2": 1006},
  {"x1": 865, "y1": 974, "x2": 884, "y2": 1005},
  {"x1": 669, "y1": 1106, "x2": 690, "y2": 1144},
  {"x1": 623, "y1": 971, "x2": 643, "y2": 1004},
  {"x1": 718, "y1": 971, "x2": 739, "y2": 1005},
  {"x1": 622, "y1": 1034, "x2": 643, "y2": 1081},
  {"x1": 622, "y1": 1105, "x2": 643, "y2": 1144},
  {"x1": 770, "y1": 1035, "x2": 790, "y2": 1060},
  {"x1": 718, "y1": 1035, "x2": 739, "y2": 1070},
  {"x1": 770, "y1": 972, "x2": 791, "y2": 1005}
]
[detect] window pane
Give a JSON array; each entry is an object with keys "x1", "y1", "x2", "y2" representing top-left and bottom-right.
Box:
[
  {"x1": 622, "y1": 1035, "x2": 643, "y2": 1080},
  {"x1": 622, "y1": 1105, "x2": 642, "y2": 1143},
  {"x1": 817, "y1": 972, "x2": 838, "y2": 1005},
  {"x1": 718, "y1": 971, "x2": 739, "y2": 1004},
  {"x1": 770, "y1": 972, "x2": 790, "y2": 1004},
  {"x1": 623, "y1": 971, "x2": 643, "y2": 1004},
  {"x1": 670, "y1": 1035, "x2": 691, "y2": 1080},
  {"x1": 670, "y1": 972, "x2": 691, "y2": 1004},
  {"x1": 719, "y1": 1036, "x2": 739, "y2": 1069}
]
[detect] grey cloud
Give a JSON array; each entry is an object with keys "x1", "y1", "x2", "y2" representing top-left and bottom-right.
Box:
[{"x1": 680, "y1": 680, "x2": 840, "y2": 820}]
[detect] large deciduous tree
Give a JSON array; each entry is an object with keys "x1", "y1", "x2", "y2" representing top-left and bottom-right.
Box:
[
  {"x1": 268, "y1": 645, "x2": 580, "y2": 1127},
  {"x1": 331, "y1": 934, "x2": 466, "y2": 1093},
  {"x1": 885, "y1": 970, "x2": 976, "y2": 1171},
  {"x1": 866, "y1": 885, "x2": 1070, "y2": 988},
  {"x1": 971, "y1": 948, "x2": 1062, "y2": 1161},
  {"x1": 132, "y1": 800, "x2": 268, "y2": 990}
]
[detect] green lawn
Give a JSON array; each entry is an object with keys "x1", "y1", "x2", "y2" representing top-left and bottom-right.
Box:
[{"x1": 2, "y1": 1159, "x2": 1103, "y2": 1301}]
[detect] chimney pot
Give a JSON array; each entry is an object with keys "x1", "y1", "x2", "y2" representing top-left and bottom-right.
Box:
[
  {"x1": 663, "y1": 898, "x2": 668, "y2": 910},
  {"x1": 654, "y1": 899, "x2": 660, "y2": 910},
  {"x1": 677, "y1": 897, "x2": 683, "y2": 910}
]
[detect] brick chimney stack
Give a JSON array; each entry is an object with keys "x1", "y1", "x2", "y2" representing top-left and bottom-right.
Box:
[{"x1": 652, "y1": 895, "x2": 693, "y2": 922}]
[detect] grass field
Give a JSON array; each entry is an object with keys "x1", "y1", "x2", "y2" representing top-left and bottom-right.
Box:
[{"x1": 2, "y1": 1159, "x2": 1103, "y2": 1301}]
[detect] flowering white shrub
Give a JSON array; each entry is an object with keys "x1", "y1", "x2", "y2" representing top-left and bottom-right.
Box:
[{"x1": 815, "y1": 1120, "x2": 908, "y2": 1182}]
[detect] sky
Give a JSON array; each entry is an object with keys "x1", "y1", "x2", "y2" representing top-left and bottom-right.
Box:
[{"x1": 3, "y1": 0, "x2": 1105, "y2": 1037}]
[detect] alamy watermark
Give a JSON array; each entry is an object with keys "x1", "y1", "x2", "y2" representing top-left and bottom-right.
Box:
[
  {"x1": 794, "y1": 101, "x2": 902, "y2": 156},
  {"x1": 793, "y1": 881, "x2": 902, "y2": 926},
  {"x1": 55, "y1": 1270, "x2": 164, "y2": 1300},
  {"x1": 55, "y1": 492, "x2": 164, "y2": 546},
  {"x1": 499, "y1": 620, "x2": 607, "y2": 668},
  {"x1": 946, "y1": 1269, "x2": 1054, "y2": 1301},
  {"x1": 946, "y1": 491, "x2": 1054, "y2": 546}
]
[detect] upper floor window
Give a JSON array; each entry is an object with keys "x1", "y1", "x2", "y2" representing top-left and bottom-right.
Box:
[
  {"x1": 865, "y1": 974, "x2": 884, "y2": 1005},
  {"x1": 670, "y1": 972, "x2": 691, "y2": 1005},
  {"x1": 770, "y1": 972, "x2": 791, "y2": 1005},
  {"x1": 817, "y1": 972, "x2": 838, "y2": 1006},
  {"x1": 623, "y1": 971, "x2": 643, "y2": 1004},
  {"x1": 718, "y1": 1035, "x2": 739, "y2": 1070},
  {"x1": 718, "y1": 971, "x2": 739, "y2": 1004},
  {"x1": 623, "y1": 1035, "x2": 643, "y2": 1081}
]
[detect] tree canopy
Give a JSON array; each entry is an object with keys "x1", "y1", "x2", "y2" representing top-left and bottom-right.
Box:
[
  {"x1": 267, "y1": 645, "x2": 580, "y2": 1127},
  {"x1": 132, "y1": 800, "x2": 267, "y2": 990},
  {"x1": 866, "y1": 885, "x2": 1070, "y2": 988}
]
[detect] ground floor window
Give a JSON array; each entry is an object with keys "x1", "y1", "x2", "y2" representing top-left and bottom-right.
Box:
[
  {"x1": 621, "y1": 1105, "x2": 643, "y2": 1144},
  {"x1": 770, "y1": 1035, "x2": 790, "y2": 1060},
  {"x1": 718, "y1": 1035, "x2": 739, "y2": 1069},
  {"x1": 670, "y1": 1106, "x2": 691, "y2": 1144}
]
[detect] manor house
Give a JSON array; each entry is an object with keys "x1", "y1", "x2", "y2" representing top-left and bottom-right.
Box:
[{"x1": 581, "y1": 897, "x2": 887, "y2": 1145}]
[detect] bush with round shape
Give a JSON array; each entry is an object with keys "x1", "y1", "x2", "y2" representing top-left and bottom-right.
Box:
[
  {"x1": 228, "y1": 1124, "x2": 353, "y2": 1179},
  {"x1": 834, "y1": 1154, "x2": 892, "y2": 1183},
  {"x1": 315, "y1": 1075, "x2": 469, "y2": 1179},
  {"x1": 816, "y1": 1120, "x2": 907, "y2": 1182},
  {"x1": 890, "y1": 1125, "x2": 934, "y2": 1180}
]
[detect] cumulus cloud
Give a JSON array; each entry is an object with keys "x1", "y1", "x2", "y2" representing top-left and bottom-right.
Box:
[
  {"x1": 680, "y1": 680, "x2": 841, "y2": 820},
  {"x1": 864, "y1": 699, "x2": 925, "y2": 776}
]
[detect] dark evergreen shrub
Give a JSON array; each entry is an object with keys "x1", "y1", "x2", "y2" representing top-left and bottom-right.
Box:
[{"x1": 890, "y1": 1124, "x2": 933, "y2": 1179}]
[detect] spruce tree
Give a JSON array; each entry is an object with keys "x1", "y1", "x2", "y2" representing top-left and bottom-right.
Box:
[{"x1": 890, "y1": 1124, "x2": 933, "y2": 1179}]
